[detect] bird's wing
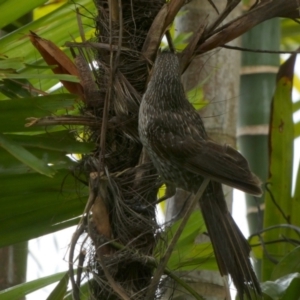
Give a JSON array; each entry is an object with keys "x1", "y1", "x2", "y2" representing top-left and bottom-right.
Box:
[{"x1": 147, "y1": 114, "x2": 262, "y2": 195}]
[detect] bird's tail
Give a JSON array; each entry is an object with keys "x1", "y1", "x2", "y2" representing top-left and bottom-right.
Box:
[{"x1": 198, "y1": 181, "x2": 261, "y2": 299}]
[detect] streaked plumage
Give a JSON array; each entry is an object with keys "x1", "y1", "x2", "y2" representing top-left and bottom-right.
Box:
[{"x1": 139, "y1": 51, "x2": 262, "y2": 299}]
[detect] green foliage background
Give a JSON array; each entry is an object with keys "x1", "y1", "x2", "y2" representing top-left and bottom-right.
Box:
[{"x1": 0, "y1": 0, "x2": 300, "y2": 299}]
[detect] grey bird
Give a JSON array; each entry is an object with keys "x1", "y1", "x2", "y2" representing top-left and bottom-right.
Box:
[{"x1": 138, "y1": 51, "x2": 262, "y2": 299}]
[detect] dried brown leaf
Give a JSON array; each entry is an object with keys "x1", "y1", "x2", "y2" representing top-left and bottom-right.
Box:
[
  {"x1": 196, "y1": 0, "x2": 300, "y2": 54},
  {"x1": 142, "y1": 0, "x2": 188, "y2": 62},
  {"x1": 29, "y1": 31, "x2": 85, "y2": 100}
]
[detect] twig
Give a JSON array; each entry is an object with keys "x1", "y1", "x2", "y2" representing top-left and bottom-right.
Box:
[
  {"x1": 250, "y1": 224, "x2": 300, "y2": 238},
  {"x1": 145, "y1": 178, "x2": 210, "y2": 300},
  {"x1": 8, "y1": 78, "x2": 47, "y2": 95},
  {"x1": 250, "y1": 223, "x2": 300, "y2": 263},
  {"x1": 180, "y1": 20, "x2": 207, "y2": 74},
  {"x1": 196, "y1": 0, "x2": 300, "y2": 55},
  {"x1": 165, "y1": 30, "x2": 175, "y2": 53},
  {"x1": 265, "y1": 183, "x2": 290, "y2": 224},
  {"x1": 113, "y1": 0, "x2": 123, "y2": 73},
  {"x1": 264, "y1": 182, "x2": 300, "y2": 242},
  {"x1": 255, "y1": 231, "x2": 278, "y2": 264},
  {"x1": 76, "y1": 249, "x2": 86, "y2": 288},
  {"x1": 103, "y1": 240, "x2": 204, "y2": 299},
  {"x1": 250, "y1": 238, "x2": 300, "y2": 248},
  {"x1": 108, "y1": 0, "x2": 119, "y2": 22},
  {"x1": 163, "y1": 268, "x2": 205, "y2": 300},
  {"x1": 206, "y1": 0, "x2": 219, "y2": 14},
  {"x1": 69, "y1": 173, "x2": 99, "y2": 299},
  {"x1": 98, "y1": 251, "x2": 130, "y2": 300},
  {"x1": 142, "y1": 0, "x2": 189, "y2": 61},
  {"x1": 76, "y1": 8, "x2": 86, "y2": 43},
  {"x1": 87, "y1": 231, "x2": 204, "y2": 299},
  {"x1": 221, "y1": 44, "x2": 300, "y2": 54},
  {"x1": 25, "y1": 116, "x2": 99, "y2": 127},
  {"x1": 65, "y1": 41, "x2": 132, "y2": 52},
  {"x1": 99, "y1": 3, "x2": 115, "y2": 172},
  {"x1": 69, "y1": 223, "x2": 85, "y2": 300},
  {"x1": 205, "y1": 0, "x2": 240, "y2": 34}
]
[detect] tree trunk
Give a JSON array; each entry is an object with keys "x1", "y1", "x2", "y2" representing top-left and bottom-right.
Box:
[
  {"x1": 164, "y1": 1, "x2": 242, "y2": 299},
  {"x1": 0, "y1": 243, "x2": 27, "y2": 300}
]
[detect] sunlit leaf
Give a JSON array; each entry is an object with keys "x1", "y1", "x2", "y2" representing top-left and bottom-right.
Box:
[
  {"x1": 0, "y1": 72, "x2": 80, "y2": 82},
  {"x1": 249, "y1": 234, "x2": 263, "y2": 260},
  {"x1": 293, "y1": 100, "x2": 300, "y2": 113},
  {"x1": 294, "y1": 156, "x2": 300, "y2": 203},
  {"x1": 187, "y1": 84, "x2": 208, "y2": 111},
  {"x1": 0, "y1": 0, "x2": 95, "y2": 98},
  {"x1": 34, "y1": 0, "x2": 67, "y2": 20},
  {"x1": 263, "y1": 53, "x2": 297, "y2": 279},
  {"x1": 281, "y1": 18, "x2": 300, "y2": 50},
  {"x1": 0, "y1": 0, "x2": 47, "y2": 29},
  {"x1": 293, "y1": 74, "x2": 300, "y2": 94},
  {"x1": 0, "y1": 57, "x2": 25, "y2": 70},
  {"x1": 295, "y1": 122, "x2": 300, "y2": 138}
]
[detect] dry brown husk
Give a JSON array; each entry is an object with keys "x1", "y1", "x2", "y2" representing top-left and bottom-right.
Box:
[
  {"x1": 67, "y1": 0, "x2": 300, "y2": 299},
  {"x1": 69, "y1": 1, "x2": 165, "y2": 299}
]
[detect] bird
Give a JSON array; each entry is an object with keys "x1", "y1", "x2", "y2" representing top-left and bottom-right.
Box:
[{"x1": 138, "y1": 51, "x2": 262, "y2": 299}]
